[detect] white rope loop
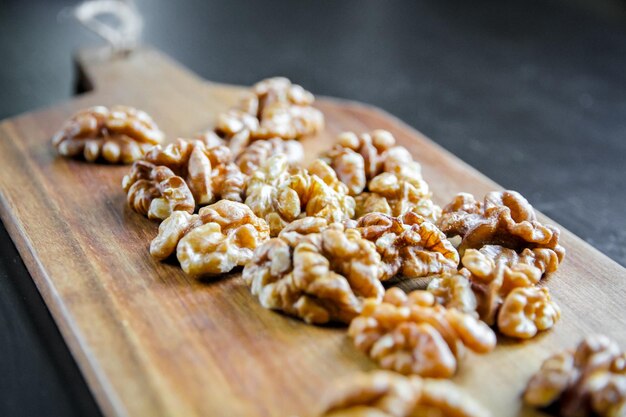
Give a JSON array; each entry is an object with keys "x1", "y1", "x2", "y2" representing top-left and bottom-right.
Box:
[{"x1": 74, "y1": 0, "x2": 143, "y2": 54}]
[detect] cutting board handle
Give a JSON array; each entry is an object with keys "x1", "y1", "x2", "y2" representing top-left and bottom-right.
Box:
[{"x1": 74, "y1": 46, "x2": 207, "y2": 95}]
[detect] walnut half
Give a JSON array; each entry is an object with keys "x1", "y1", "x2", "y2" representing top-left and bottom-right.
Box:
[
  {"x1": 321, "y1": 370, "x2": 492, "y2": 417},
  {"x1": 242, "y1": 218, "x2": 384, "y2": 324},
  {"x1": 355, "y1": 212, "x2": 459, "y2": 280},
  {"x1": 123, "y1": 138, "x2": 245, "y2": 220},
  {"x1": 437, "y1": 191, "x2": 566, "y2": 261},
  {"x1": 524, "y1": 335, "x2": 626, "y2": 417},
  {"x1": 348, "y1": 288, "x2": 496, "y2": 378},
  {"x1": 150, "y1": 200, "x2": 269, "y2": 277},
  {"x1": 52, "y1": 105, "x2": 164, "y2": 163},
  {"x1": 245, "y1": 154, "x2": 355, "y2": 236}
]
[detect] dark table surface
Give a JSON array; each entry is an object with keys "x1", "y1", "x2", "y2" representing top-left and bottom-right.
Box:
[{"x1": 1, "y1": 0, "x2": 625, "y2": 415}]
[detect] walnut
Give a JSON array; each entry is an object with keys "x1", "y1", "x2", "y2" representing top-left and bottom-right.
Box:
[
  {"x1": 355, "y1": 173, "x2": 440, "y2": 222},
  {"x1": 320, "y1": 370, "x2": 492, "y2": 417},
  {"x1": 462, "y1": 245, "x2": 561, "y2": 334},
  {"x1": 242, "y1": 220, "x2": 384, "y2": 324},
  {"x1": 149, "y1": 200, "x2": 269, "y2": 277},
  {"x1": 427, "y1": 270, "x2": 478, "y2": 316},
  {"x1": 235, "y1": 137, "x2": 303, "y2": 176},
  {"x1": 355, "y1": 212, "x2": 459, "y2": 280},
  {"x1": 320, "y1": 130, "x2": 429, "y2": 198},
  {"x1": 496, "y1": 286, "x2": 560, "y2": 339},
  {"x1": 321, "y1": 130, "x2": 397, "y2": 195},
  {"x1": 122, "y1": 138, "x2": 245, "y2": 220},
  {"x1": 52, "y1": 105, "x2": 164, "y2": 163},
  {"x1": 122, "y1": 161, "x2": 195, "y2": 220},
  {"x1": 348, "y1": 288, "x2": 496, "y2": 378},
  {"x1": 437, "y1": 191, "x2": 566, "y2": 261},
  {"x1": 245, "y1": 155, "x2": 355, "y2": 236},
  {"x1": 524, "y1": 335, "x2": 626, "y2": 417},
  {"x1": 241, "y1": 77, "x2": 324, "y2": 140}
]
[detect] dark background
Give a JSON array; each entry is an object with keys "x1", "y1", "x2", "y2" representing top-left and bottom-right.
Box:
[{"x1": 1, "y1": 0, "x2": 625, "y2": 415}]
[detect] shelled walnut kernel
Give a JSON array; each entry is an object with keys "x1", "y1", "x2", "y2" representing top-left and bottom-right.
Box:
[
  {"x1": 462, "y1": 245, "x2": 561, "y2": 338},
  {"x1": 321, "y1": 370, "x2": 491, "y2": 417},
  {"x1": 245, "y1": 154, "x2": 355, "y2": 236},
  {"x1": 348, "y1": 288, "x2": 495, "y2": 378},
  {"x1": 52, "y1": 105, "x2": 164, "y2": 163},
  {"x1": 150, "y1": 200, "x2": 269, "y2": 277},
  {"x1": 355, "y1": 212, "x2": 459, "y2": 280},
  {"x1": 242, "y1": 219, "x2": 384, "y2": 324},
  {"x1": 437, "y1": 190, "x2": 565, "y2": 260},
  {"x1": 123, "y1": 138, "x2": 245, "y2": 220},
  {"x1": 524, "y1": 335, "x2": 626, "y2": 417},
  {"x1": 241, "y1": 77, "x2": 324, "y2": 140}
]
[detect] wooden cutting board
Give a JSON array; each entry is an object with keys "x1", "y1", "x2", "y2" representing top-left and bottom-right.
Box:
[{"x1": 0, "y1": 46, "x2": 624, "y2": 417}]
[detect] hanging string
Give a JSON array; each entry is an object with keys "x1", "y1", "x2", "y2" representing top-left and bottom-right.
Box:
[{"x1": 71, "y1": 0, "x2": 143, "y2": 55}]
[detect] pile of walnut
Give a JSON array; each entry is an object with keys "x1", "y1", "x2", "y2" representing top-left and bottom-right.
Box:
[{"x1": 54, "y1": 78, "x2": 603, "y2": 417}]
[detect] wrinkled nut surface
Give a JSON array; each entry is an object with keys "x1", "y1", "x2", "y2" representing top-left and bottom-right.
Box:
[
  {"x1": 427, "y1": 270, "x2": 478, "y2": 316},
  {"x1": 52, "y1": 105, "x2": 164, "y2": 164},
  {"x1": 245, "y1": 154, "x2": 355, "y2": 236},
  {"x1": 150, "y1": 200, "x2": 269, "y2": 277},
  {"x1": 242, "y1": 219, "x2": 384, "y2": 324},
  {"x1": 348, "y1": 288, "x2": 496, "y2": 378},
  {"x1": 241, "y1": 77, "x2": 325, "y2": 140},
  {"x1": 497, "y1": 286, "x2": 560, "y2": 339},
  {"x1": 235, "y1": 137, "x2": 303, "y2": 176},
  {"x1": 354, "y1": 172, "x2": 440, "y2": 222},
  {"x1": 123, "y1": 138, "x2": 245, "y2": 219},
  {"x1": 321, "y1": 130, "x2": 397, "y2": 195},
  {"x1": 462, "y1": 245, "x2": 561, "y2": 333},
  {"x1": 524, "y1": 335, "x2": 626, "y2": 417},
  {"x1": 321, "y1": 370, "x2": 492, "y2": 417},
  {"x1": 437, "y1": 191, "x2": 566, "y2": 260},
  {"x1": 123, "y1": 161, "x2": 196, "y2": 220},
  {"x1": 355, "y1": 212, "x2": 459, "y2": 280}
]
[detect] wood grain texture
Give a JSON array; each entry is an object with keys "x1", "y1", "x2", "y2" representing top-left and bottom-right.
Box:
[{"x1": 0, "y1": 46, "x2": 624, "y2": 417}]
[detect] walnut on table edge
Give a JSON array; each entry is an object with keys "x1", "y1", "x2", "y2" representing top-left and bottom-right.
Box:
[
  {"x1": 52, "y1": 105, "x2": 164, "y2": 164},
  {"x1": 461, "y1": 245, "x2": 561, "y2": 338},
  {"x1": 524, "y1": 335, "x2": 626, "y2": 417},
  {"x1": 348, "y1": 287, "x2": 496, "y2": 378},
  {"x1": 320, "y1": 370, "x2": 492, "y2": 417},
  {"x1": 150, "y1": 200, "x2": 269, "y2": 277},
  {"x1": 242, "y1": 218, "x2": 384, "y2": 324},
  {"x1": 355, "y1": 212, "x2": 459, "y2": 281},
  {"x1": 437, "y1": 190, "x2": 566, "y2": 261},
  {"x1": 244, "y1": 154, "x2": 355, "y2": 237}
]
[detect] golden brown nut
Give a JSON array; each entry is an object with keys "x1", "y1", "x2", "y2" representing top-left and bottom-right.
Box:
[
  {"x1": 355, "y1": 212, "x2": 459, "y2": 280},
  {"x1": 235, "y1": 137, "x2": 303, "y2": 176},
  {"x1": 122, "y1": 138, "x2": 245, "y2": 220},
  {"x1": 321, "y1": 370, "x2": 492, "y2": 417},
  {"x1": 437, "y1": 191, "x2": 566, "y2": 260},
  {"x1": 122, "y1": 161, "x2": 195, "y2": 220},
  {"x1": 242, "y1": 220, "x2": 384, "y2": 324},
  {"x1": 427, "y1": 270, "x2": 478, "y2": 316},
  {"x1": 245, "y1": 154, "x2": 355, "y2": 236},
  {"x1": 241, "y1": 77, "x2": 324, "y2": 140},
  {"x1": 355, "y1": 172, "x2": 440, "y2": 222},
  {"x1": 149, "y1": 200, "x2": 269, "y2": 277},
  {"x1": 524, "y1": 335, "x2": 626, "y2": 417},
  {"x1": 52, "y1": 105, "x2": 164, "y2": 163},
  {"x1": 462, "y1": 245, "x2": 561, "y2": 332},
  {"x1": 497, "y1": 287, "x2": 560, "y2": 339},
  {"x1": 321, "y1": 130, "x2": 397, "y2": 195},
  {"x1": 348, "y1": 288, "x2": 496, "y2": 378}
]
